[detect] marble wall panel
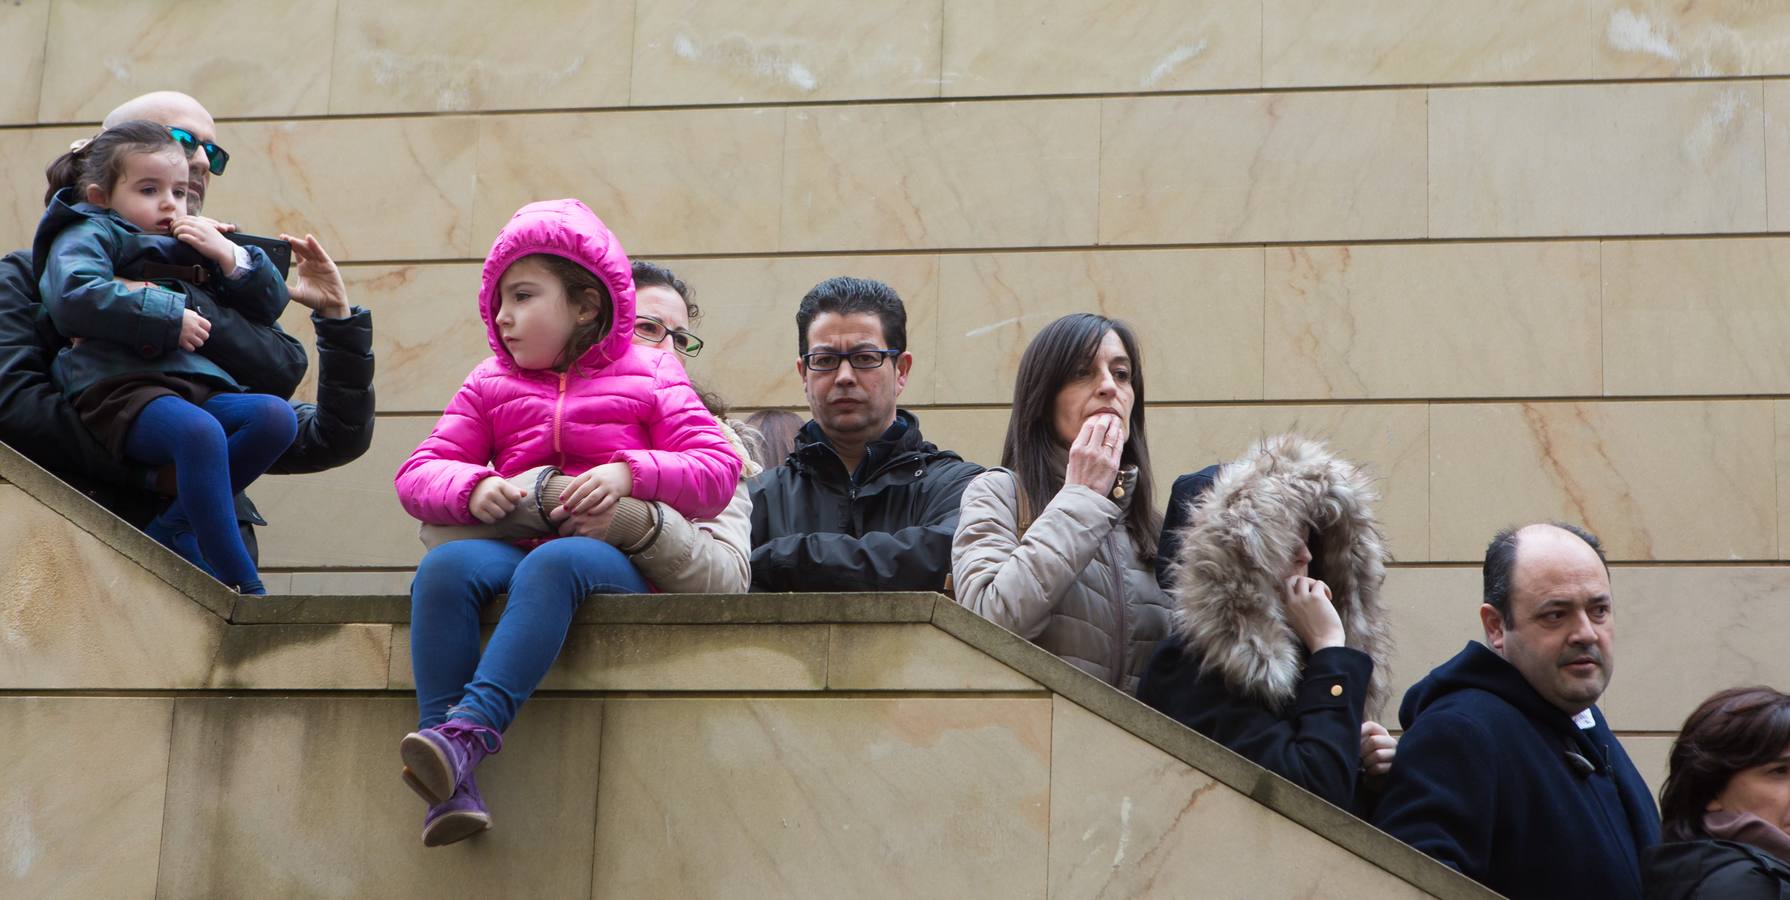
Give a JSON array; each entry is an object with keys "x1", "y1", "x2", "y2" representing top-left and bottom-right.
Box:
[
  {"x1": 633, "y1": 0, "x2": 941, "y2": 104},
  {"x1": 1380, "y1": 566, "x2": 1482, "y2": 714},
  {"x1": 472, "y1": 108, "x2": 785, "y2": 257},
  {"x1": 781, "y1": 100, "x2": 1100, "y2": 252},
  {"x1": 1769, "y1": 82, "x2": 1790, "y2": 231},
  {"x1": 1781, "y1": 400, "x2": 1790, "y2": 559},
  {"x1": 1603, "y1": 238, "x2": 1790, "y2": 395},
  {"x1": 1624, "y1": 735, "x2": 1673, "y2": 801},
  {"x1": 592, "y1": 697, "x2": 1050, "y2": 899},
  {"x1": 330, "y1": 0, "x2": 634, "y2": 114},
  {"x1": 942, "y1": 0, "x2": 1259, "y2": 96},
  {"x1": 1429, "y1": 401, "x2": 1777, "y2": 561},
  {"x1": 157, "y1": 697, "x2": 603, "y2": 897},
  {"x1": 935, "y1": 249, "x2": 1264, "y2": 405},
  {"x1": 1430, "y1": 82, "x2": 1767, "y2": 238},
  {"x1": 205, "y1": 624, "x2": 393, "y2": 690},
  {"x1": 826, "y1": 623, "x2": 1042, "y2": 691},
  {"x1": 1266, "y1": 243, "x2": 1602, "y2": 400},
  {"x1": 0, "y1": 125, "x2": 89, "y2": 253},
  {"x1": 1264, "y1": 0, "x2": 1592, "y2": 87},
  {"x1": 0, "y1": 1, "x2": 49, "y2": 124},
  {"x1": 37, "y1": 0, "x2": 334, "y2": 122},
  {"x1": 1048, "y1": 698, "x2": 1428, "y2": 899},
  {"x1": 203, "y1": 117, "x2": 480, "y2": 262},
  {"x1": 1593, "y1": 0, "x2": 1790, "y2": 78},
  {"x1": 253, "y1": 415, "x2": 433, "y2": 570},
  {"x1": 1, "y1": 698, "x2": 171, "y2": 900},
  {"x1": 1100, "y1": 91, "x2": 1428, "y2": 244}
]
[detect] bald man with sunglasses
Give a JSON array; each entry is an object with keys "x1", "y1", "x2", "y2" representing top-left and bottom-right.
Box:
[{"x1": 0, "y1": 90, "x2": 375, "y2": 567}]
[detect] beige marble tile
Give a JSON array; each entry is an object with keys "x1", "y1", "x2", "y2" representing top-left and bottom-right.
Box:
[
  {"x1": 633, "y1": 0, "x2": 940, "y2": 104},
  {"x1": 253, "y1": 415, "x2": 434, "y2": 570},
  {"x1": 207, "y1": 623, "x2": 393, "y2": 689},
  {"x1": 1430, "y1": 82, "x2": 1768, "y2": 238},
  {"x1": 1049, "y1": 697, "x2": 1429, "y2": 899},
  {"x1": 279, "y1": 263, "x2": 490, "y2": 412},
  {"x1": 782, "y1": 100, "x2": 1100, "y2": 252},
  {"x1": 827, "y1": 624, "x2": 1042, "y2": 691},
  {"x1": 157, "y1": 697, "x2": 603, "y2": 896},
  {"x1": 286, "y1": 569, "x2": 417, "y2": 595},
  {"x1": 1151, "y1": 404, "x2": 1433, "y2": 561},
  {"x1": 0, "y1": 698, "x2": 170, "y2": 899},
  {"x1": 1100, "y1": 91, "x2": 1428, "y2": 245},
  {"x1": 1604, "y1": 238, "x2": 1790, "y2": 395},
  {"x1": 1623, "y1": 735, "x2": 1673, "y2": 801},
  {"x1": 1780, "y1": 401, "x2": 1790, "y2": 559},
  {"x1": 666, "y1": 254, "x2": 941, "y2": 409},
  {"x1": 936, "y1": 249, "x2": 1264, "y2": 405},
  {"x1": 1599, "y1": 567, "x2": 1790, "y2": 732},
  {"x1": 544, "y1": 624, "x2": 828, "y2": 691},
  {"x1": 1380, "y1": 566, "x2": 1482, "y2": 715},
  {"x1": 592, "y1": 697, "x2": 1050, "y2": 899},
  {"x1": 914, "y1": 407, "x2": 1010, "y2": 473},
  {"x1": 203, "y1": 117, "x2": 480, "y2": 262},
  {"x1": 1264, "y1": 0, "x2": 1593, "y2": 87},
  {"x1": 473, "y1": 108, "x2": 785, "y2": 257},
  {"x1": 1429, "y1": 401, "x2": 1777, "y2": 561},
  {"x1": 1266, "y1": 243, "x2": 1603, "y2": 400},
  {"x1": 37, "y1": 0, "x2": 333, "y2": 122},
  {"x1": 331, "y1": 0, "x2": 633, "y2": 114},
  {"x1": 0, "y1": 1, "x2": 49, "y2": 124},
  {"x1": 0, "y1": 125, "x2": 89, "y2": 253},
  {"x1": 942, "y1": 0, "x2": 1258, "y2": 96},
  {"x1": 1770, "y1": 82, "x2": 1790, "y2": 232},
  {"x1": 0, "y1": 485, "x2": 227, "y2": 689},
  {"x1": 1593, "y1": 0, "x2": 1790, "y2": 78}
]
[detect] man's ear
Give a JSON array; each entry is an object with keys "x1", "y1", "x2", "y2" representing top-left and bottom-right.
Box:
[
  {"x1": 84, "y1": 183, "x2": 107, "y2": 206},
  {"x1": 893, "y1": 351, "x2": 913, "y2": 393},
  {"x1": 1480, "y1": 603, "x2": 1507, "y2": 653}
]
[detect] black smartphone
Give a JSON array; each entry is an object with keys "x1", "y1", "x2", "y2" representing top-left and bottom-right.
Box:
[{"x1": 225, "y1": 231, "x2": 292, "y2": 279}]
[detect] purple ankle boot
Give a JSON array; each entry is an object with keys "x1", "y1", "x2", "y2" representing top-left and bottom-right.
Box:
[
  {"x1": 399, "y1": 718, "x2": 504, "y2": 807},
  {"x1": 421, "y1": 773, "x2": 492, "y2": 847}
]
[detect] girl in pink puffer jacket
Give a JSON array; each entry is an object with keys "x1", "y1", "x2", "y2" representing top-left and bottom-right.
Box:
[{"x1": 391, "y1": 199, "x2": 740, "y2": 847}]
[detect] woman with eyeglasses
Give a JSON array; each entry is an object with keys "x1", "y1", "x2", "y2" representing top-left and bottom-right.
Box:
[
  {"x1": 1644, "y1": 687, "x2": 1790, "y2": 898},
  {"x1": 949, "y1": 313, "x2": 1172, "y2": 694}
]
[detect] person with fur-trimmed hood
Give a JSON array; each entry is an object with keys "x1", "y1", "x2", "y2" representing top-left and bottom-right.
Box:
[{"x1": 1137, "y1": 435, "x2": 1397, "y2": 811}]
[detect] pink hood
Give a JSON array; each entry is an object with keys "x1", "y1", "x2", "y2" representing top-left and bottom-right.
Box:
[
  {"x1": 480, "y1": 198, "x2": 635, "y2": 372},
  {"x1": 395, "y1": 199, "x2": 742, "y2": 530}
]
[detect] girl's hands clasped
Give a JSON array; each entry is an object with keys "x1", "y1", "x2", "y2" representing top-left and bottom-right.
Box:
[
  {"x1": 469, "y1": 475, "x2": 526, "y2": 524},
  {"x1": 1065, "y1": 413, "x2": 1124, "y2": 495}
]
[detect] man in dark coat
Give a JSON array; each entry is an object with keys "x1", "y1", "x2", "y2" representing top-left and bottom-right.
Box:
[
  {"x1": 748, "y1": 276, "x2": 981, "y2": 592},
  {"x1": 0, "y1": 91, "x2": 373, "y2": 561},
  {"x1": 1370, "y1": 523, "x2": 1660, "y2": 900}
]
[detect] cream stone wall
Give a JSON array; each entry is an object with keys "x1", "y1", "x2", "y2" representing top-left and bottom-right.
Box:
[{"x1": 6, "y1": 0, "x2": 1790, "y2": 783}]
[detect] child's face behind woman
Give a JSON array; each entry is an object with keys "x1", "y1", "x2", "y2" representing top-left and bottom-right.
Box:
[
  {"x1": 495, "y1": 257, "x2": 588, "y2": 370},
  {"x1": 89, "y1": 148, "x2": 188, "y2": 234}
]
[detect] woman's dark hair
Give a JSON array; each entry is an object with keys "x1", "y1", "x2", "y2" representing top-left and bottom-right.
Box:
[
  {"x1": 1001, "y1": 313, "x2": 1160, "y2": 560},
  {"x1": 1659, "y1": 686, "x2": 1790, "y2": 841},
  {"x1": 519, "y1": 253, "x2": 614, "y2": 372},
  {"x1": 632, "y1": 260, "x2": 699, "y2": 323},
  {"x1": 44, "y1": 119, "x2": 179, "y2": 206},
  {"x1": 744, "y1": 408, "x2": 804, "y2": 470}
]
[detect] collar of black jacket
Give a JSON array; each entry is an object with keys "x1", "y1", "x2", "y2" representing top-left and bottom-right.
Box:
[{"x1": 790, "y1": 409, "x2": 934, "y2": 483}]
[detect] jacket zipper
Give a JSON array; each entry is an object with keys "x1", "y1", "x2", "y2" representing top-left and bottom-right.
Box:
[
  {"x1": 1106, "y1": 528, "x2": 1129, "y2": 688},
  {"x1": 552, "y1": 371, "x2": 568, "y2": 469}
]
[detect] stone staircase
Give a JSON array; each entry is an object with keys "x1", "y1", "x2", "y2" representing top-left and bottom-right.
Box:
[{"x1": 0, "y1": 441, "x2": 1496, "y2": 899}]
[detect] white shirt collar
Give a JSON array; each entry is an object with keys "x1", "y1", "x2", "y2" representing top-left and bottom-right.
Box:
[{"x1": 1572, "y1": 708, "x2": 1597, "y2": 730}]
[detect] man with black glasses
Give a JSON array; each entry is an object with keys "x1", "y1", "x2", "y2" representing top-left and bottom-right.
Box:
[{"x1": 748, "y1": 276, "x2": 982, "y2": 592}]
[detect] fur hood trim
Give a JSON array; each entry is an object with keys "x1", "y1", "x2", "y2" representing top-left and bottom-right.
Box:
[{"x1": 1168, "y1": 434, "x2": 1393, "y2": 713}]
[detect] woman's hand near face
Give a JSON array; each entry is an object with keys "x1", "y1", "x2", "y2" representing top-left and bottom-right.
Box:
[
  {"x1": 1064, "y1": 413, "x2": 1124, "y2": 495},
  {"x1": 1284, "y1": 575, "x2": 1345, "y2": 652}
]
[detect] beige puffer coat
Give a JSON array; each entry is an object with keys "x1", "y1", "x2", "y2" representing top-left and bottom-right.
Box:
[{"x1": 951, "y1": 468, "x2": 1172, "y2": 694}]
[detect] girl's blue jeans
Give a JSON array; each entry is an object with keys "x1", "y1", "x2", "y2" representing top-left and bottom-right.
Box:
[{"x1": 409, "y1": 537, "x2": 648, "y2": 732}]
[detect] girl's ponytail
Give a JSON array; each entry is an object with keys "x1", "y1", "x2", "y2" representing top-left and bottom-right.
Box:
[{"x1": 43, "y1": 142, "x2": 87, "y2": 206}]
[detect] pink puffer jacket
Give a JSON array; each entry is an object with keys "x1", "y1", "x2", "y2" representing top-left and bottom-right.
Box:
[{"x1": 394, "y1": 199, "x2": 740, "y2": 526}]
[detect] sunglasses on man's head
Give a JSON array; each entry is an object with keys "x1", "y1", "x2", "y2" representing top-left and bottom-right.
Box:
[{"x1": 167, "y1": 126, "x2": 229, "y2": 176}]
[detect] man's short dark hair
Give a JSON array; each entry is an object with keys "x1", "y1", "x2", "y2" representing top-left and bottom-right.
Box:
[
  {"x1": 1483, "y1": 523, "x2": 1609, "y2": 623},
  {"x1": 795, "y1": 276, "x2": 906, "y2": 356}
]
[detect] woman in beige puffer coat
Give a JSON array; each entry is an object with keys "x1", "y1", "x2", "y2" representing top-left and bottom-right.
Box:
[{"x1": 951, "y1": 313, "x2": 1172, "y2": 694}]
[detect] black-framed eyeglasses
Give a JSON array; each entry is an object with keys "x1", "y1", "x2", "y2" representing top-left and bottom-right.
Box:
[
  {"x1": 634, "y1": 315, "x2": 703, "y2": 357},
  {"x1": 167, "y1": 126, "x2": 229, "y2": 176},
  {"x1": 800, "y1": 348, "x2": 902, "y2": 372}
]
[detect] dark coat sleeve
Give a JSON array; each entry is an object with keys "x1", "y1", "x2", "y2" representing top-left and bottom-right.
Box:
[
  {"x1": 184, "y1": 247, "x2": 307, "y2": 399},
  {"x1": 268, "y1": 307, "x2": 374, "y2": 475},
  {"x1": 1138, "y1": 636, "x2": 1372, "y2": 810},
  {"x1": 1155, "y1": 465, "x2": 1221, "y2": 588},
  {"x1": 1685, "y1": 862, "x2": 1790, "y2": 900},
  {"x1": 0, "y1": 250, "x2": 148, "y2": 490},
  {"x1": 1368, "y1": 708, "x2": 1500, "y2": 878},
  {"x1": 749, "y1": 461, "x2": 982, "y2": 592}
]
